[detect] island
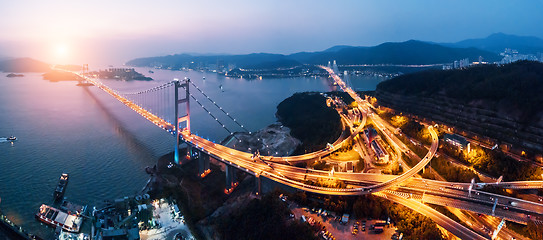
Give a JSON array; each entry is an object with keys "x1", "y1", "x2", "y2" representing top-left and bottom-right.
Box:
[
  {"x1": 89, "y1": 68, "x2": 153, "y2": 81},
  {"x1": 42, "y1": 70, "x2": 83, "y2": 81},
  {"x1": 6, "y1": 73, "x2": 24, "y2": 77}
]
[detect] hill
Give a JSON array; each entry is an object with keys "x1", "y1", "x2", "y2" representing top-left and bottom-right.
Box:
[
  {"x1": 295, "y1": 40, "x2": 500, "y2": 65},
  {"x1": 127, "y1": 40, "x2": 500, "y2": 69},
  {"x1": 276, "y1": 92, "x2": 342, "y2": 154},
  {"x1": 377, "y1": 60, "x2": 543, "y2": 121},
  {"x1": 127, "y1": 53, "x2": 286, "y2": 69},
  {"x1": 444, "y1": 33, "x2": 543, "y2": 54},
  {"x1": 376, "y1": 60, "x2": 543, "y2": 152},
  {"x1": 0, "y1": 58, "x2": 50, "y2": 72}
]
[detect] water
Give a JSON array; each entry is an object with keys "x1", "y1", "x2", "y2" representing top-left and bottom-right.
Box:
[{"x1": 0, "y1": 68, "x2": 384, "y2": 238}]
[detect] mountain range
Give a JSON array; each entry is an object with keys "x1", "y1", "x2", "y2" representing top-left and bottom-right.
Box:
[
  {"x1": 127, "y1": 33, "x2": 543, "y2": 70},
  {"x1": 443, "y1": 33, "x2": 543, "y2": 54},
  {"x1": 2, "y1": 33, "x2": 543, "y2": 72},
  {"x1": 127, "y1": 40, "x2": 501, "y2": 69},
  {"x1": 0, "y1": 57, "x2": 50, "y2": 72}
]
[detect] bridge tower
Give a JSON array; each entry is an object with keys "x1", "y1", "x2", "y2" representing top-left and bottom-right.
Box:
[
  {"x1": 332, "y1": 60, "x2": 339, "y2": 74},
  {"x1": 174, "y1": 78, "x2": 191, "y2": 164}
]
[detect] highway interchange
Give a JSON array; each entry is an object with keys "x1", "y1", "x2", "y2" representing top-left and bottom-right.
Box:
[{"x1": 64, "y1": 66, "x2": 543, "y2": 239}]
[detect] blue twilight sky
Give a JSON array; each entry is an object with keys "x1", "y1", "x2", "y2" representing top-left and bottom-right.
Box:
[{"x1": 1, "y1": 0, "x2": 542, "y2": 65}]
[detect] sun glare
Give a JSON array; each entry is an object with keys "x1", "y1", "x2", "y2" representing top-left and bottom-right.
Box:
[
  {"x1": 55, "y1": 44, "x2": 68, "y2": 57},
  {"x1": 51, "y1": 43, "x2": 71, "y2": 63}
]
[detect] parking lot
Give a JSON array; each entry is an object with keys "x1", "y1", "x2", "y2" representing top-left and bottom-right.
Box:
[{"x1": 290, "y1": 204, "x2": 398, "y2": 240}]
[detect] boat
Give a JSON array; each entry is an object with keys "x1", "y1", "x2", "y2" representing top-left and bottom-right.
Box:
[
  {"x1": 6, "y1": 136, "x2": 16, "y2": 141},
  {"x1": 35, "y1": 204, "x2": 83, "y2": 232},
  {"x1": 54, "y1": 173, "x2": 69, "y2": 201},
  {"x1": 148, "y1": 70, "x2": 154, "y2": 74},
  {"x1": 59, "y1": 200, "x2": 87, "y2": 216}
]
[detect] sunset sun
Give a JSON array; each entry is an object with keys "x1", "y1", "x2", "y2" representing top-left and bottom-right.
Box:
[{"x1": 55, "y1": 44, "x2": 68, "y2": 57}]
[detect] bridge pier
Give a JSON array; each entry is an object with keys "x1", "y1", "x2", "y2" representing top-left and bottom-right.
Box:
[
  {"x1": 186, "y1": 145, "x2": 193, "y2": 160},
  {"x1": 225, "y1": 165, "x2": 238, "y2": 194},
  {"x1": 198, "y1": 152, "x2": 211, "y2": 178},
  {"x1": 492, "y1": 198, "x2": 498, "y2": 216},
  {"x1": 254, "y1": 174, "x2": 262, "y2": 196}
]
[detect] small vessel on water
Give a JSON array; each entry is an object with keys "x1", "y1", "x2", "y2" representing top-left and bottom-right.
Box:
[
  {"x1": 149, "y1": 70, "x2": 154, "y2": 74},
  {"x1": 60, "y1": 200, "x2": 87, "y2": 216},
  {"x1": 54, "y1": 173, "x2": 69, "y2": 201},
  {"x1": 6, "y1": 136, "x2": 16, "y2": 141},
  {"x1": 35, "y1": 204, "x2": 83, "y2": 232}
]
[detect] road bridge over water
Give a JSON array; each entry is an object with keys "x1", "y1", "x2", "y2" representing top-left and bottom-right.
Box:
[{"x1": 57, "y1": 65, "x2": 543, "y2": 240}]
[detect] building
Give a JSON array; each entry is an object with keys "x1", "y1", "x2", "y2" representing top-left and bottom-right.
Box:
[
  {"x1": 341, "y1": 213, "x2": 350, "y2": 224},
  {"x1": 444, "y1": 133, "x2": 470, "y2": 152},
  {"x1": 363, "y1": 127, "x2": 379, "y2": 143},
  {"x1": 371, "y1": 140, "x2": 390, "y2": 164},
  {"x1": 346, "y1": 161, "x2": 354, "y2": 173}
]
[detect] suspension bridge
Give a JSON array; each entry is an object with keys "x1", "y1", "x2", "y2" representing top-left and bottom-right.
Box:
[{"x1": 56, "y1": 65, "x2": 543, "y2": 240}]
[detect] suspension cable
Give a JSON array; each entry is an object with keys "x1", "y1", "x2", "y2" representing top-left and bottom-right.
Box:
[
  {"x1": 189, "y1": 93, "x2": 241, "y2": 139},
  {"x1": 189, "y1": 81, "x2": 250, "y2": 133}
]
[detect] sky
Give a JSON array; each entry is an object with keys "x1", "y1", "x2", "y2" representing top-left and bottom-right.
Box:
[{"x1": 1, "y1": 0, "x2": 543, "y2": 65}]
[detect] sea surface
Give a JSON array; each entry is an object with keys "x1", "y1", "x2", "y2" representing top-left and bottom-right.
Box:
[{"x1": 0, "y1": 67, "x2": 384, "y2": 238}]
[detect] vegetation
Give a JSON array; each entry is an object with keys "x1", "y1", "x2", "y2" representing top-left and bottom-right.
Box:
[
  {"x1": 42, "y1": 70, "x2": 83, "y2": 81},
  {"x1": 216, "y1": 192, "x2": 317, "y2": 240},
  {"x1": 312, "y1": 160, "x2": 328, "y2": 170},
  {"x1": 377, "y1": 60, "x2": 543, "y2": 124},
  {"x1": 327, "y1": 91, "x2": 355, "y2": 106},
  {"x1": 442, "y1": 143, "x2": 543, "y2": 181},
  {"x1": 377, "y1": 110, "x2": 432, "y2": 145},
  {"x1": 382, "y1": 160, "x2": 403, "y2": 175},
  {"x1": 277, "y1": 92, "x2": 342, "y2": 154},
  {"x1": 288, "y1": 192, "x2": 443, "y2": 240},
  {"x1": 379, "y1": 110, "x2": 479, "y2": 182},
  {"x1": 305, "y1": 178, "x2": 347, "y2": 189},
  {"x1": 506, "y1": 220, "x2": 543, "y2": 240},
  {"x1": 156, "y1": 153, "x2": 317, "y2": 240},
  {"x1": 127, "y1": 40, "x2": 500, "y2": 70},
  {"x1": 378, "y1": 103, "x2": 542, "y2": 181},
  {"x1": 402, "y1": 153, "x2": 419, "y2": 167},
  {"x1": 155, "y1": 154, "x2": 236, "y2": 239},
  {"x1": 304, "y1": 40, "x2": 499, "y2": 65},
  {"x1": 352, "y1": 195, "x2": 444, "y2": 240},
  {"x1": 429, "y1": 155, "x2": 480, "y2": 183}
]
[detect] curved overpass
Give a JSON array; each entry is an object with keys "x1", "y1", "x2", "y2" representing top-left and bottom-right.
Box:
[
  {"x1": 63, "y1": 67, "x2": 543, "y2": 239},
  {"x1": 266, "y1": 104, "x2": 368, "y2": 164}
]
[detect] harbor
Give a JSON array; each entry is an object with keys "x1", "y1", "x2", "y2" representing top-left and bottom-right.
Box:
[{"x1": 1, "y1": 175, "x2": 194, "y2": 240}]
